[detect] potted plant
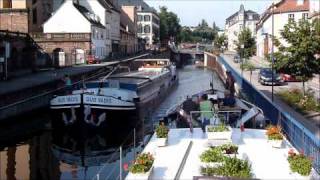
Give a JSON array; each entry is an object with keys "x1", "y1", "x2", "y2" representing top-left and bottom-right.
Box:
[
  {"x1": 206, "y1": 124, "x2": 232, "y2": 140},
  {"x1": 199, "y1": 147, "x2": 225, "y2": 167},
  {"x1": 129, "y1": 152, "x2": 154, "y2": 179},
  {"x1": 155, "y1": 123, "x2": 169, "y2": 147},
  {"x1": 287, "y1": 149, "x2": 312, "y2": 177},
  {"x1": 266, "y1": 125, "x2": 283, "y2": 148},
  {"x1": 200, "y1": 156, "x2": 252, "y2": 178}
]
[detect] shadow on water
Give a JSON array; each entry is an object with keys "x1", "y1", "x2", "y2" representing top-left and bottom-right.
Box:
[{"x1": 0, "y1": 65, "x2": 224, "y2": 180}]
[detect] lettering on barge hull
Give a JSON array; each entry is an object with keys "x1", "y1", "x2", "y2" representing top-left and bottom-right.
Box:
[
  {"x1": 51, "y1": 95, "x2": 81, "y2": 105},
  {"x1": 83, "y1": 95, "x2": 135, "y2": 107}
]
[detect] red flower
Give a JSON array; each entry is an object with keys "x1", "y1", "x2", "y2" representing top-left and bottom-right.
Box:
[{"x1": 123, "y1": 163, "x2": 129, "y2": 171}]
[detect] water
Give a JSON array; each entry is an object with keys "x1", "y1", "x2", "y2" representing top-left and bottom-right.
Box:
[{"x1": 0, "y1": 65, "x2": 224, "y2": 180}]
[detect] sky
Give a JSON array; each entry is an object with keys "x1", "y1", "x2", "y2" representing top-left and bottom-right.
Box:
[{"x1": 145, "y1": 0, "x2": 275, "y2": 29}]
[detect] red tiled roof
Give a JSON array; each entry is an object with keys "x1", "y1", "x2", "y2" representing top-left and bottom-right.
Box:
[{"x1": 257, "y1": 0, "x2": 310, "y2": 29}]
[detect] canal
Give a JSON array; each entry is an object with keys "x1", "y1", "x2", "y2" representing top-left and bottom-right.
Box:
[{"x1": 0, "y1": 65, "x2": 224, "y2": 180}]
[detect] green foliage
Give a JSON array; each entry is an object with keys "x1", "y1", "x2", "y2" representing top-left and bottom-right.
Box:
[
  {"x1": 240, "y1": 61, "x2": 255, "y2": 71},
  {"x1": 178, "y1": 20, "x2": 220, "y2": 43},
  {"x1": 235, "y1": 28, "x2": 256, "y2": 59},
  {"x1": 274, "y1": 19, "x2": 320, "y2": 87},
  {"x1": 129, "y1": 153, "x2": 154, "y2": 174},
  {"x1": 159, "y1": 6, "x2": 181, "y2": 42},
  {"x1": 277, "y1": 89, "x2": 320, "y2": 113},
  {"x1": 207, "y1": 124, "x2": 229, "y2": 132},
  {"x1": 214, "y1": 33, "x2": 228, "y2": 50},
  {"x1": 268, "y1": 133, "x2": 283, "y2": 140},
  {"x1": 155, "y1": 124, "x2": 169, "y2": 138},
  {"x1": 287, "y1": 154, "x2": 312, "y2": 176},
  {"x1": 201, "y1": 157, "x2": 252, "y2": 178},
  {"x1": 200, "y1": 147, "x2": 225, "y2": 163}
]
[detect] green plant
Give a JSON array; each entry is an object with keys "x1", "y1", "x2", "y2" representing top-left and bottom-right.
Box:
[
  {"x1": 218, "y1": 144, "x2": 238, "y2": 154},
  {"x1": 129, "y1": 152, "x2": 154, "y2": 174},
  {"x1": 287, "y1": 153, "x2": 312, "y2": 176},
  {"x1": 201, "y1": 157, "x2": 252, "y2": 178},
  {"x1": 200, "y1": 147, "x2": 225, "y2": 163},
  {"x1": 207, "y1": 124, "x2": 229, "y2": 132},
  {"x1": 268, "y1": 133, "x2": 283, "y2": 140},
  {"x1": 155, "y1": 123, "x2": 169, "y2": 138}
]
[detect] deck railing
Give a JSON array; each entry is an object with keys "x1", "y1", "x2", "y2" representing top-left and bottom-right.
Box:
[{"x1": 216, "y1": 54, "x2": 320, "y2": 174}]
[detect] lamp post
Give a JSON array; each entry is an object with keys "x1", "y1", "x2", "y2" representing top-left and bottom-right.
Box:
[
  {"x1": 271, "y1": 2, "x2": 275, "y2": 102},
  {"x1": 262, "y1": 4, "x2": 275, "y2": 102},
  {"x1": 240, "y1": 44, "x2": 244, "y2": 77}
]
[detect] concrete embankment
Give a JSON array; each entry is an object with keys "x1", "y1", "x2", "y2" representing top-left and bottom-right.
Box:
[{"x1": 0, "y1": 53, "x2": 150, "y2": 121}]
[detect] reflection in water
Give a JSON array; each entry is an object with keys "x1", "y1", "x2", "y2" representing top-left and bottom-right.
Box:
[
  {"x1": 0, "y1": 65, "x2": 223, "y2": 180},
  {"x1": 0, "y1": 131, "x2": 60, "y2": 180}
]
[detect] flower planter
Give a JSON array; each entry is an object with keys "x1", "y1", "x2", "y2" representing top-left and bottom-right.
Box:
[
  {"x1": 269, "y1": 139, "x2": 283, "y2": 148},
  {"x1": 206, "y1": 126, "x2": 232, "y2": 141},
  {"x1": 129, "y1": 166, "x2": 154, "y2": 180},
  {"x1": 200, "y1": 161, "x2": 223, "y2": 168},
  {"x1": 157, "y1": 137, "x2": 167, "y2": 147}
]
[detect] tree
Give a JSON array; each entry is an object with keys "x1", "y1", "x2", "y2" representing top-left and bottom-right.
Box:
[
  {"x1": 274, "y1": 19, "x2": 320, "y2": 94},
  {"x1": 159, "y1": 6, "x2": 181, "y2": 43},
  {"x1": 235, "y1": 28, "x2": 256, "y2": 60},
  {"x1": 214, "y1": 33, "x2": 228, "y2": 51},
  {"x1": 240, "y1": 61, "x2": 255, "y2": 82}
]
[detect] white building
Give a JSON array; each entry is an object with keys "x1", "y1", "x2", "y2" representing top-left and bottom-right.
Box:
[
  {"x1": 44, "y1": 0, "x2": 107, "y2": 60},
  {"x1": 225, "y1": 4, "x2": 260, "y2": 52},
  {"x1": 310, "y1": 0, "x2": 320, "y2": 19},
  {"x1": 119, "y1": 0, "x2": 160, "y2": 48},
  {"x1": 256, "y1": 0, "x2": 310, "y2": 58},
  {"x1": 77, "y1": 0, "x2": 113, "y2": 57}
]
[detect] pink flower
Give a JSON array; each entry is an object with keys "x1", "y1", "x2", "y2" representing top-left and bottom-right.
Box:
[{"x1": 123, "y1": 163, "x2": 129, "y2": 171}]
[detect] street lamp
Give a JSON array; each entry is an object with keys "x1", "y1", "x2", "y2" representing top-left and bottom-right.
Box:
[
  {"x1": 240, "y1": 44, "x2": 244, "y2": 77},
  {"x1": 262, "y1": 3, "x2": 275, "y2": 102}
]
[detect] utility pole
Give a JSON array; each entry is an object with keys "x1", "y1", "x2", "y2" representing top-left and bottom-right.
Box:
[{"x1": 271, "y1": 3, "x2": 275, "y2": 102}]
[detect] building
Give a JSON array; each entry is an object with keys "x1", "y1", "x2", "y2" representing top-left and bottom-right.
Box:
[
  {"x1": 27, "y1": 0, "x2": 54, "y2": 32},
  {"x1": 109, "y1": 0, "x2": 121, "y2": 56},
  {"x1": 256, "y1": 0, "x2": 310, "y2": 58},
  {"x1": 309, "y1": 0, "x2": 320, "y2": 19},
  {"x1": 119, "y1": 0, "x2": 160, "y2": 48},
  {"x1": 43, "y1": 0, "x2": 107, "y2": 64},
  {"x1": 0, "y1": 0, "x2": 29, "y2": 33},
  {"x1": 120, "y1": 5, "x2": 138, "y2": 55},
  {"x1": 225, "y1": 4, "x2": 260, "y2": 52},
  {"x1": 77, "y1": 0, "x2": 113, "y2": 58}
]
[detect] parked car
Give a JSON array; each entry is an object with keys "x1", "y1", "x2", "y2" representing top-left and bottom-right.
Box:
[
  {"x1": 258, "y1": 68, "x2": 284, "y2": 85},
  {"x1": 233, "y1": 55, "x2": 241, "y2": 63},
  {"x1": 87, "y1": 55, "x2": 101, "y2": 64},
  {"x1": 280, "y1": 73, "x2": 301, "y2": 82}
]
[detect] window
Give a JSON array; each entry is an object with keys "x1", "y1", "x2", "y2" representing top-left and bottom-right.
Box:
[
  {"x1": 138, "y1": 24, "x2": 143, "y2": 33},
  {"x1": 239, "y1": 24, "x2": 243, "y2": 30},
  {"x1": 3, "y1": 0, "x2": 12, "y2": 8},
  {"x1": 302, "y1": 13, "x2": 308, "y2": 20},
  {"x1": 144, "y1": 25, "x2": 150, "y2": 33},
  {"x1": 144, "y1": 15, "x2": 151, "y2": 21},
  {"x1": 32, "y1": 8, "x2": 38, "y2": 24},
  {"x1": 138, "y1": 15, "x2": 143, "y2": 21},
  {"x1": 288, "y1": 14, "x2": 294, "y2": 21},
  {"x1": 32, "y1": 0, "x2": 37, "y2": 4}
]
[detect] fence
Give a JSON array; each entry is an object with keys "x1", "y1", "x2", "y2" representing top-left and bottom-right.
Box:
[{"x1": 213, "y1": 54, "x2": 320, "y2": 174}]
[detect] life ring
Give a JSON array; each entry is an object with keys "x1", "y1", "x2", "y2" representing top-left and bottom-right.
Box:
[
  {"x1": 62, "y1": 108, "x2": 77, "y2": 125},
  {"x1": 84, "y1": 106, "x2": 107, "y2": 127}
]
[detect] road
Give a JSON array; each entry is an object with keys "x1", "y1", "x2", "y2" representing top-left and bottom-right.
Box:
[
  {"x1": 221, "y1": 54, "x2": 320, "y2": 138},
  {"x1": 225, "y1": 52, "x2": 320, "y2": 100}
]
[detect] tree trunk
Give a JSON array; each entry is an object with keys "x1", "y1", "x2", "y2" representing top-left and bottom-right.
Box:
[{"x1": 250, "y1": 70, "x2": 252, "y2": 83}]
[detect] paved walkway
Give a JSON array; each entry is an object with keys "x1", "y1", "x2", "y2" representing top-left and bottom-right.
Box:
[
  {"x1": 221, "y1": 54, "x2": 320, "y2": 139},
  {"x1": 0, "y1": 53, "x2": 149, "y2": 96}
]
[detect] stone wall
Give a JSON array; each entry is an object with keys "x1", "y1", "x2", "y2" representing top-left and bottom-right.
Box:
[{"x1": 0, "y1": 9, "x2": 29, "y2": 33}]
